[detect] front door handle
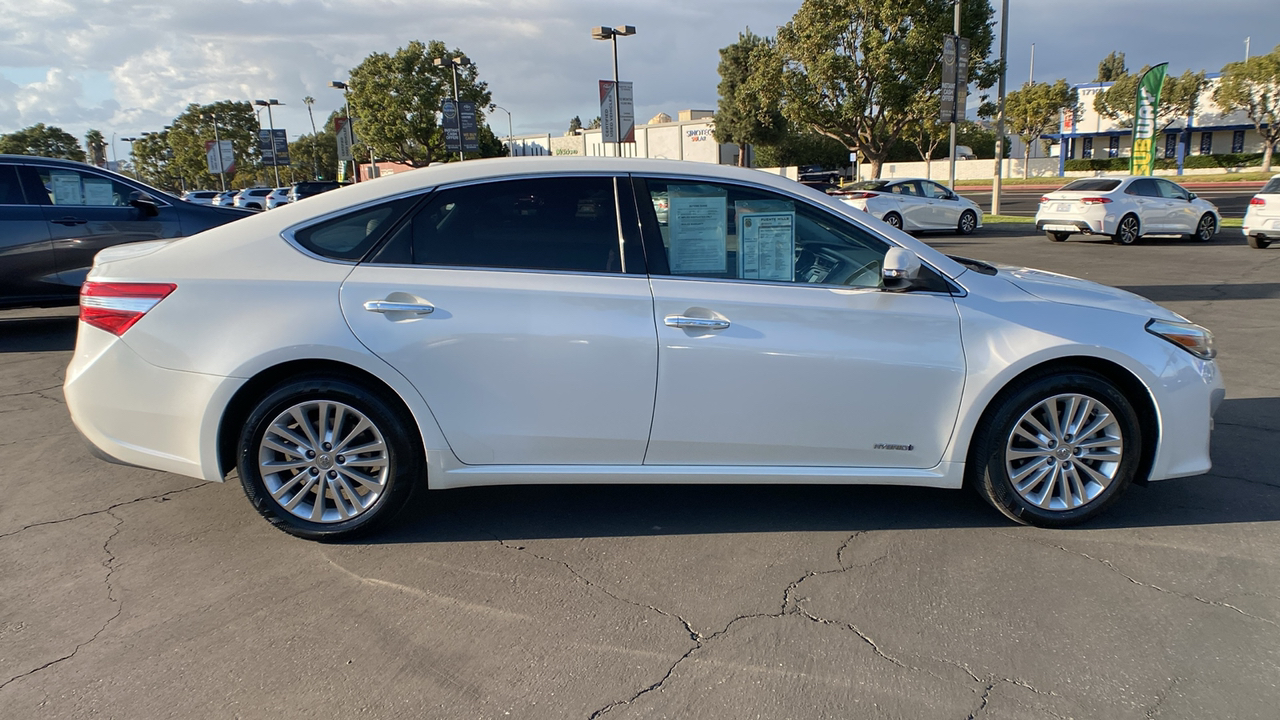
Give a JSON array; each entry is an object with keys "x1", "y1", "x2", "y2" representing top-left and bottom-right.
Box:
[
  {"x1": 52, "y1": 216, "x2": 88, "y2": 226},
  {"x1": 664, "y1": 315, "x2": 729, "y2": 330},
  {"x1": 364, "y1": 300, "x2": 435, "y2": 315}
]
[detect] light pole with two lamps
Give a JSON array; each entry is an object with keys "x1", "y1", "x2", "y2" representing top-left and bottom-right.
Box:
[
  {"x1": 434, "y1": 55, "x2": 473, "y2": 162},
  {"x1": 254, "y1": 99, "x2": 285, "y2": 186},
  {"x1": 488, "y1": 104, "x2": 513, "y2": 156},
  {"x1": 329, "y1": 81, "x2": 372, "y2": 182},
  {"x1": 590, "y1": 24, "x2": 636, "y2": 156}
]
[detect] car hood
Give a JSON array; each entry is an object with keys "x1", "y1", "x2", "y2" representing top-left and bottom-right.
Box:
[{"x1": 998, "y1": 265, "x2": 1183, "y2": 321}]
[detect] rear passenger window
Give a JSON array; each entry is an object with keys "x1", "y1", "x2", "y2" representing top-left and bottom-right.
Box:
[
  {"x1": 371, "y1": 177, "x2": 623, "y2": 273},
  {"x1": 291, "y1": 197, "x2": 417, "y2": 261},
  {"x1": 0, "y1": 165, "x2": 25, "y2": 204}
]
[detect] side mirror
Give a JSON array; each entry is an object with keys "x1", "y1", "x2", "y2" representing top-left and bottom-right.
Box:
[
  {"x1": 882, "y1": 247, "x2": 921, "y2": 292},
  {"x1": 1187, "y1": 193, "x2": 1196, "y2": 201},
  {"x1": 129, "y1": 192, "x2": 159, "y2": 217}
]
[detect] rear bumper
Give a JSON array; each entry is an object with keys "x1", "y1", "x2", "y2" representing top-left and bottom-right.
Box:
[
  {"x1": 65, "y1": 323, "x2": 243, "y2": 483},
  {"x1": 1036, "y1": 218, "x2": 1103, "y2": 234}
]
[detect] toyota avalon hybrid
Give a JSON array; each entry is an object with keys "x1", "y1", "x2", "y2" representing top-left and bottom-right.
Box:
[{"x1": 64, "y1": 157, "x2": 1225, "y2": 540}]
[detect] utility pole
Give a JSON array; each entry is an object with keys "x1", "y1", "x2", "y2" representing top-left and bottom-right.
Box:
[
  {"x1": 948, "y1": 1, "x2": 961, "y2": 189},
  {"x1": 992, "y1": 0, "x2": 1009, "y2": 215},
  {"x1": 1030, "y1": 43, "x2": 1036, "y2": 85},
  {"x1": 254, "y1": 99, "x2": 285, "y2": 186}
]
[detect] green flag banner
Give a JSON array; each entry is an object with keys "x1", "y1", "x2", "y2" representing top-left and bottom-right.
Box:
[{"x1": 1130, "y1": 63, "x2": 1168, "y2": 176}]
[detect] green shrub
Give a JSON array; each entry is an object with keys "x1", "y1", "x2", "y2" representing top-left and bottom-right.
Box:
[{"x1": 1064, "y1": 157, "x2": 1129, "y2": 172}]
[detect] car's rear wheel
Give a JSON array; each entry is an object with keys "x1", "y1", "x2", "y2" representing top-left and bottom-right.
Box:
[
  {"x1": 1248, "y1": 235, "x2": 1272, "y2": 249},
  {"x1": 956, "y1": 210, "x2": 978, "y2": 235},
  {"x1": 1193, "y1": 214, "x2": 1216, "y2": 242},
  {"x1": 970, "y1": 370, "x2": 1142, "y2": 527},
  {"x1": 238, "y1": 375, "x2": 421, "y2": 541},
  {"x1": 1046, "y1": 231, "x2": 1070, "y2": 242},
  {"x1": 883, "y1": 212, "x2": 903, "y2": 230},
  {"x1": 1112, "y1": 214, "x2": 1140, "y2": 245}
]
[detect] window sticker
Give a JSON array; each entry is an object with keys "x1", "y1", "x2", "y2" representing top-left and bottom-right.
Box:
[
  {"x1": 736, "y1": 200, "x2": 795, "y2": 282},
  {"x1": 50, "y1": 173, "x2": 84, "y2": 205},
  {"x1": 666, "y1": 185, "x2": 727, "y2": 274},
  {"x1": 83, "y1": 178, "x2": 115, "y2": 206}
]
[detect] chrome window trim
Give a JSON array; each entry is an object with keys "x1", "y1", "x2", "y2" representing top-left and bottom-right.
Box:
[{"x1": 344, "y1": 262, "x2": 646, "y2": 281}]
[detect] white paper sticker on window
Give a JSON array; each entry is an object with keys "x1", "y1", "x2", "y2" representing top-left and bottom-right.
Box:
[
  {"x1": 738, "y1": 211, "x2": 795, "y2": 281},
  {"x1": 50, "y1": 173, "x2": 83, "y2": 205},
  {"x1": 666, "y1": 186, "x2": 727, "y2": 274},
  {"x1": 82, "y1": 178, "x2": 115, "y2": 206}
]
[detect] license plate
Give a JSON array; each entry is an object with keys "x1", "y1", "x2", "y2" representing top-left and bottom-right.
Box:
[
  {"x1": 1056, "y1": 203, "x2": 1071, "y2": 212},
  {"x1": 1044, "y1": 224, "x2": 1076, "y2": 232}
]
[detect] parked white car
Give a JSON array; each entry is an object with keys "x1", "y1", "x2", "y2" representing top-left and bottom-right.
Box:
[
  {"x1": 234, "y1": 187, "x2": 273, "y2": 211},
  {"x1": 265, "y1": 187, "x2": 291, "y2": 210},
  {"x1": 181, "y1": 190, "x2": 219, "y2": 206},
  {"x1": 1036, "y1": 176, "x2": 1220, "y2": 245},
  {"x1": 212, "y1": 190, "x2": 238, "y2": 207},
  {"x1": 1242, "y1": 174, "x2": 1280, "y2": 249},
  {"x1": 838, "y1": 178, "x2": 983, "y2": 234},
  {"x1": 64, "y1": 157, "x2": 1223, "y2": 540}
]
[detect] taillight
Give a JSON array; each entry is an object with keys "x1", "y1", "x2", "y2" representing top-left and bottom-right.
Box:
[
  {"x1": 845, "y1": 191, "x2": 878, "y2": 199},
  {"x1": 1251, "y1": 197, "x2": 1266, "y2": 206},
  {"x1": 80, "y1": 282, "x2": 177, "y2": 336},
  {"x1": 1039, "y1": 196, "x2": 1050, "y2": 204},
  {"x1": 1080, "y1": 197, "x2": 1112, "y2": 205}
]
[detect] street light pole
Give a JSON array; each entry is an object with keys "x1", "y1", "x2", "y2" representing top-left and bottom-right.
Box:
[
  {"x1": 328, "y1": 81, "x2": 359, "y2": 183},
  {"x1": 121, "y1": 136, "x2": 139, "y2": 179},
  {"x1": 949, "y1": 1, "x2": 961, "y2": 189},
  {"x1": 204, "y1": 112, "x2": 228, "y2": 192},
  {"x1": 992, "y1": 0, "x2": 1009, "y2": 215},
  {"x1": 254, "y1": 99, "x2": 285, "y2": 187},
  {"x1": 303, "y1": 96, "x2": 320, "y2": 180},
  {"x1": 592, "y1": 25, "x2": 636, "y2": 156},
  {"x1": 489, "y1": 104, "x2": 513, "y2": 156},
  {"x1": 434, "y1": 56, "x2": 474, "y2": 162}
]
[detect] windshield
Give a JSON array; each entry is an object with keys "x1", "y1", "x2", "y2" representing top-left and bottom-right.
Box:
[
  {"x1": 846, "y1": 180, "x2": 891, "y2": 191},
  {"x1": 1060, "y1": 179, "x2": 1121, "y2": 192},
  {"x1": 1262, "y1": 177, "x2": 1280, "y2": 194}
]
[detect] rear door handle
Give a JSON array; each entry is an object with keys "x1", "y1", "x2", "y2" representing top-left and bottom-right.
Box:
[
  {"x1": 52, "y1": 216, "x2": 88, "y2": 226},
  {"x1": 364, "y1": 300, "x2": 435, "y2": 315},
  {"x1": 664, "y1": 315, "x2": 729, "y2": 330}
]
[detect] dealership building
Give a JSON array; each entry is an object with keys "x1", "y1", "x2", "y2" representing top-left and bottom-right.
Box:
[{"x1": 503, "y1": 110, "x2": 744, "y2": 165}]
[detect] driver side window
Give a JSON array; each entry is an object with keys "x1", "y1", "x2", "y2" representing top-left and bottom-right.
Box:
[{"x1": 637, "y1": 178, "x2": 893, "y2": 288}]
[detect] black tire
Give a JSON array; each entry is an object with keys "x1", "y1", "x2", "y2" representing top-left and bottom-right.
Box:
[
  {"x1": 237, "y1": 375, "x2": 422, "y2": 541},
  {"x1": 1112, "y1": 214, "x2": 1140, "y2": 245},
  {"x1": 956, "y1": 209, "x2": 978, "y2": 235},
  {"x1": 1248, "y1": 235, "x2": 1272, "y2": 249},
  {"x1": 969, "y1": 370, "x2": 1142, "y2": 528},
  {"x1": 1192, "y1": 213, "x2": 1216, "y2": 242},
  {"x1": 883, "y1": 212, "x2": 903, "y2": 230},
  {"x1": 1046, "y1": 231, "x2": 1070, "y2": 242}
]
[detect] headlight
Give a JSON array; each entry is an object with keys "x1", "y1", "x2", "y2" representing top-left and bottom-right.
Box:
[{"x1": 1146, "y1": 319, "x2": 1216, "y2": 359}]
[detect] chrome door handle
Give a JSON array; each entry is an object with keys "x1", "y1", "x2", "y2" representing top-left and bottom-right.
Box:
[
  {"x1": 664, "y1": 315, "x2": 729, "y2": 330},
  {"x1": 364, "y1": 300, "x2": 434, "y2": 315}
]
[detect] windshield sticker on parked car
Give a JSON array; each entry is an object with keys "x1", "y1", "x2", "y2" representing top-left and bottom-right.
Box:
[{"x1": 667, "y1": 185, "x2": 728, "y2": 274}]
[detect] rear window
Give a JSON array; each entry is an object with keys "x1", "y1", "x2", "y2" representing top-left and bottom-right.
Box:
[
  {"x1": 1061, "y1": 179, "x2": 1121, "y2": 192},
  {"x1": 290, "y1": 196, "x2": 418, "y2": 261},
  {"x1": 1262, "y1": 177, "x2": 1280, "y2": 194}
]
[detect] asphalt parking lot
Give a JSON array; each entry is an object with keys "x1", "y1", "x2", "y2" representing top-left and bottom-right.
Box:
[{"x1": 1, "y1": 226, "x2": 1277, "y2": 719}]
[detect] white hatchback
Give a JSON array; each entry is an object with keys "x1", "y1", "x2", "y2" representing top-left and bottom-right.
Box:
[
  {"x1": 1242, "y1": 174, "x2": 1280, "y2": 249},
  {"x1": 838, "y1": 178, "x2": 983, "y2": 234},
  {"x1": 1036, "y1": 176, "x2": 1220, "y2": 245},
  {"x1": 64, "y1": 157, "x2": 1224, "y2": 540}
]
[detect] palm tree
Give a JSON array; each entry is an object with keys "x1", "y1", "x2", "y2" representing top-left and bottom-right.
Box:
[
  {"x1": 84, "y1": 129, "x2": 108, "y2": 167},
  {"x1": 303, "y1": 96, "x2": 319, "y2": 179}
]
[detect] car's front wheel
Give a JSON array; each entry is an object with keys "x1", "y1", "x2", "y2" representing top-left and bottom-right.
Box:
[
  {"x1": 237, "y1": 375, "x2": 421, "y2": 540},
  {"x1": 1192, "y1": 213, "x2": 1216, "y2": 242},
  {"x1": 956, "y1": 210, "x2": 978, "y2": 235},
  {"x1": 970, "y1": 370, "x2": 1142, "y2": 527},
  {"x1": 1112, "y1": 214, "x2": 1140, "y2": 245}
]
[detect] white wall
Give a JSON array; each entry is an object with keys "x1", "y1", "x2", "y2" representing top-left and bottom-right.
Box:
[{"x1": 862, "y1": 157, "x2": 1061, "y2": 181}]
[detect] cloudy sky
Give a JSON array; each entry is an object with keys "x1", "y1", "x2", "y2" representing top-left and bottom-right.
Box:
[{"x1": 1, "y1": 0, "x2": 1276, "y2": 159}]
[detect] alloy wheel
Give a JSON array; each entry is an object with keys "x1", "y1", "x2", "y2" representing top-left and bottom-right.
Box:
[
  {"x1": 1116, "y1": 217, "x2": 1139, "y2": 245},
  {"x1": 256, "y1": 400, "x2": 390, "y2": 523},
  {"x1": 1196, "y1": 215, "x2": 1215, "y2": 241},
  {"x1": 1004, "y1": 393, "x2": 1124, "y2": 511}
]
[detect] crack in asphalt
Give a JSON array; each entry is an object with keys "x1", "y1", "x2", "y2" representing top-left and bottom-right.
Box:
[
  {"x1": 1002, "y1": 532, "x2": 1280, "y2": 628},
  {"x1": 1144, "y1": 676, "x2": 1182, "y2": 719},
  {"x1": 967, "y1": 683, "x2": 995, "y2": 720},
  {"x1": 1210, "y1": 471, "x2": 1280, "y2": 491},
  {"x1": 0, "y1": 384, "x2": 63, "y2": 400},
  {"x1": 0, "y1": 511, "x2": 124, "y2": 693},
  {"x1": 0, "y1": 484, "x2": 207, "y2": 541}
]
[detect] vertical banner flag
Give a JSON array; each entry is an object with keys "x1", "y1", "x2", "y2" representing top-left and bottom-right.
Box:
[
  {"x1": 940, "y1": 36, "x2": 957, "y2": 124},
  {"x1": 599, "y1": 81, "x2": 618, "y2": 143},
  {"x1": 1130, "y1": 63, "x2": 1168, "y2": 176},
  {"x1": 598, "y1": 81, "x2": 635, "y2": 144},
  {"x1": 334, "y1": 117, "x2": 355, "y2": 162},
  {"x1": 442, "y1": 99, "x2": 462, "y2": 153},
  {"x1": 459, "y1": 101, "x2": 480, "y2": 153}
]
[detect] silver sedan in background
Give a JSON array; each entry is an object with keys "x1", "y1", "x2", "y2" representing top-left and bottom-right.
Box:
[{"x1": 837, "y1": 178, "x2": 984, "y2": 234}]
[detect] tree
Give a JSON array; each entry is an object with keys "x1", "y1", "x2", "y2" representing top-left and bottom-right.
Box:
[
  {"x1": 1097, "y1": 51, "x2": 1127, "y2": 82},
  {"x1": 289, "y1": 110, "x2": 341, "y2": 181},
  {"x1": 1094, "y1": 67, "x2": 1208, "y2": 132},
  {"x1": 1215, "y1": 46, "x2": 1280, "y2": 172},
  {"x1": 587, "y1": 116, "x2": 601, "y2": 130},
  {"x1": 764, "y1": 0, "x2": 996, "y2": 178},
  {"x1": 567, "y1": 116, "x2": 583, "y2": 135},
  {"x1": 0, "y1": 123, "x2": 86, "y2": 161},
  {"x1": 754, "y1": 130, "x2": 850, "y2": 169},
  {"x1": 1000, "y1": 80, "x2": 1077, "y2": 178},
  {"x1": 348, "y1": 39, "x2": 492, "y2": 166},
  {"x1": 956, "y1": 121, "x2": 1006, "y2": 159},
  {"x1": 84, "y1": 129, "x2": 107, "y2": 167},
  {"x1": 164, "y1": 101, "x2": 262, "y2": 189},
  {"x1": 904, "y1": 95, "x2": 950, "y2": 177},
  {"x1": 715, "y1": 29, "x2": 787, "y2": 165}
]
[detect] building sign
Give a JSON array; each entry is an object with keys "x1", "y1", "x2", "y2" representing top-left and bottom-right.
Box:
[
  {"x1": 599, "y1": 80, "x2": 635, "y2": 143},
  {"x1": 335, "y1": 117, "x2": 355, "y2": 162},
  {"x1": 204, "y1": 139, "x2": 234, "y2": 174}
]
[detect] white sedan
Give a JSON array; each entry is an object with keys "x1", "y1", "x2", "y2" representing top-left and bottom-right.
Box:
[
  {"x1": 836, "y1": 178, "x2": 984, "y2": 234},
  {"x1": 65, "y1": 157, "x2": 1223, "y2": 540},
  {"x1": 1242, "y1": 174, "x2": 1280, "y2": 249},
  {"x1": 1036, "y1": 176, "x2": 1220, "y2": 245}
]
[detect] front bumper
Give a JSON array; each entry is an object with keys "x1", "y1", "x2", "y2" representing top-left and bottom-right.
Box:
[{"x1": 64, "y1": 323, "x2": 243, "y2": 482}]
